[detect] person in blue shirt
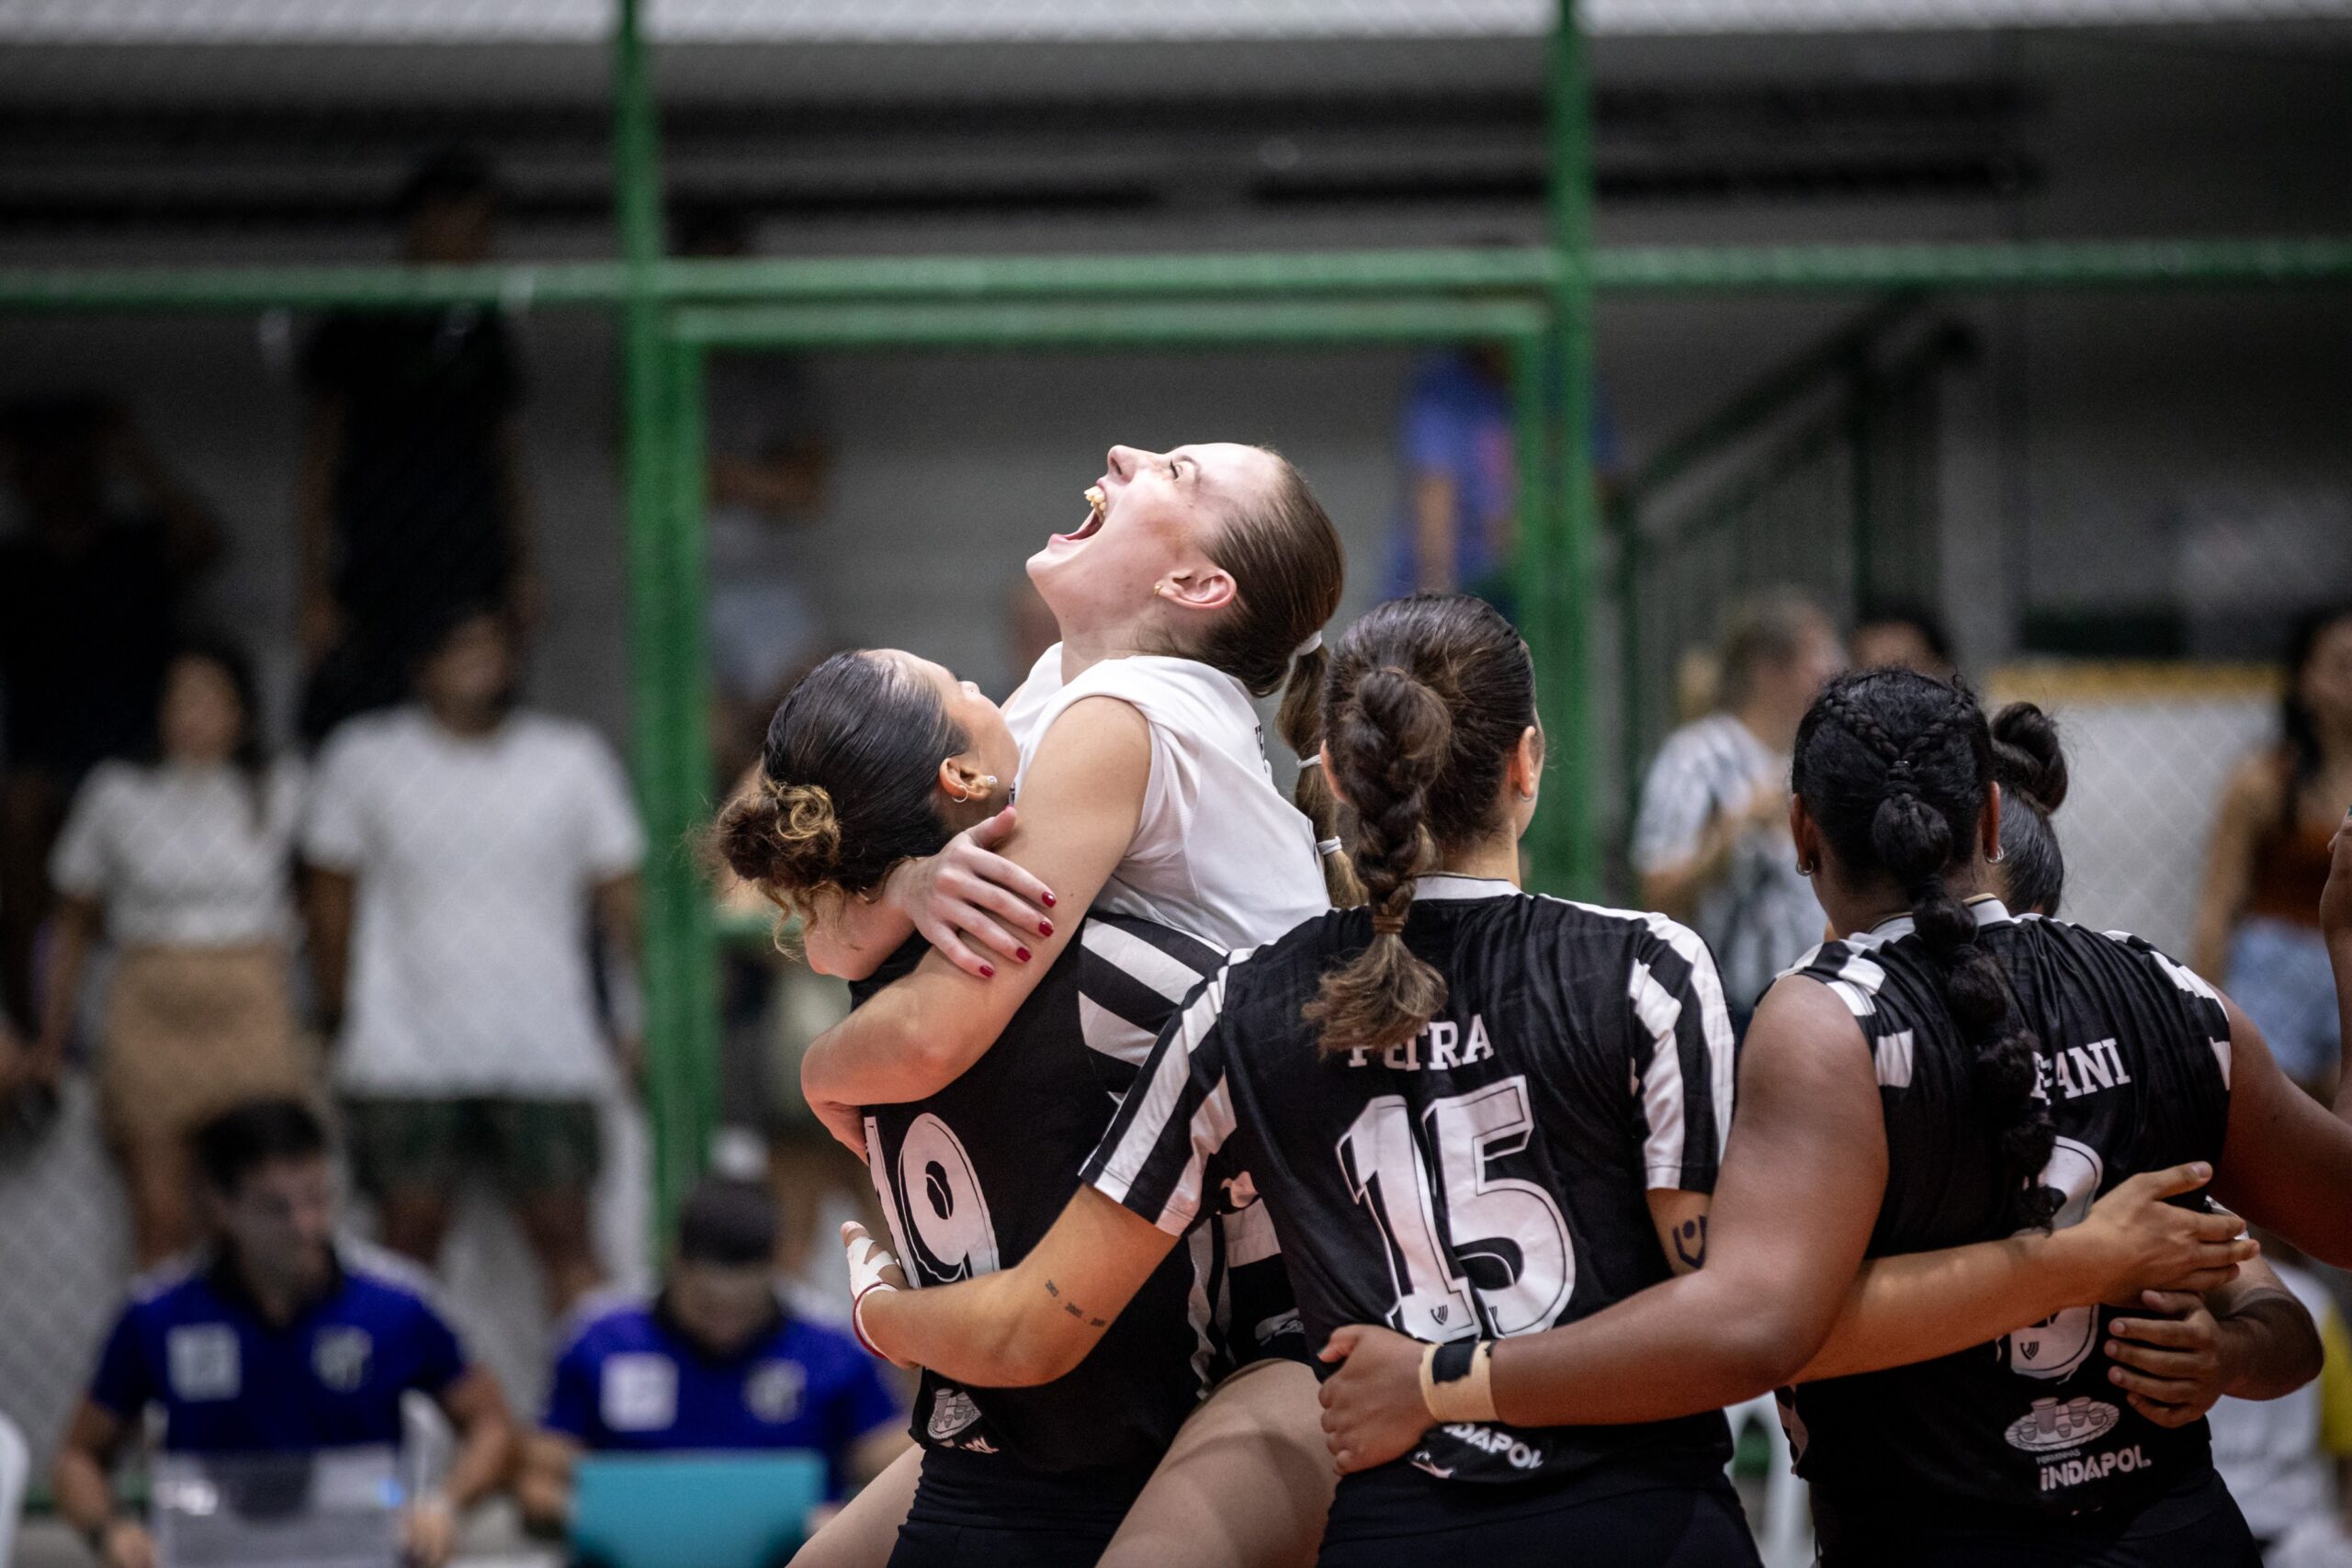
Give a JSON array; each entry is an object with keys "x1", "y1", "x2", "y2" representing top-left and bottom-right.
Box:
[
  {"x1": 1387, "y1": 344, "x2": 1622, "y2": 613},
  {"x1": 51, "y1": 1097, "x2": 516, "y2": 1568},
  {"x1": 517, "y1": 1177, "x2": 907, "y2": 1533}
]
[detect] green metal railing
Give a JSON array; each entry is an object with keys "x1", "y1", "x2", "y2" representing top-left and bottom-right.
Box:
[{"x1": 3, "y1": 0, "x2": 2346, "y2": 1227}]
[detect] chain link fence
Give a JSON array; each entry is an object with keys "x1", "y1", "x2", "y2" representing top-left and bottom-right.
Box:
[{"x1": 1, "y1": 5, "x2": 2348, "y2": 1562}]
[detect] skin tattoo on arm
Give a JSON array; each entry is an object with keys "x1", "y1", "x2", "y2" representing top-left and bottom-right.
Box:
[
  {"x1": 1044, "y1": 1279, "x2": 1109, "y2": 1329},
  {"x1": 1673, "y1": 1215, "x2": 1708, "y2": 1272}
]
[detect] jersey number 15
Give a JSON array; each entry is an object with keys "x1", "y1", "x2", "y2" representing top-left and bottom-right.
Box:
[{"x1": 1338, "y1": 1077, "x2": 1575, "y2": 1339}]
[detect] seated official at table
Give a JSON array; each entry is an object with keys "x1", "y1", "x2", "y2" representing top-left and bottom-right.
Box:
[
  {"x1": 51, "y1": 1097, "x2": 516, "y2": 1568},
  {"x1": 517, "y1": 1177, "x2": 907, "y2": 1532}
]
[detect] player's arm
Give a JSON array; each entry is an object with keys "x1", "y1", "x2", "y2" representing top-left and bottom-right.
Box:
[
  {"x1": 799, "y1": 698, "x2": 1147, "y2": 1115},
  {"x1": 799, "y1": 806, "x2": 1055, "y2": 985},
  {"x1": 2322, "y1": 808, "x2": 2351, "y2": 1120},
  {"x1": 406, "y1": 1365, "x2": 517, "y2": 1568},
  {"x1": 2101, "y1": 1253, "x2": 2320, "y2": 1431},
  {"x1": 514, "y1": 1428, "x2": 580, "y2": 1537},
  {"x1": 847, "y1": 1186, "x2": 1179, "y2": 1388},
  {"x1": 2212, "y1": 993, "x2": 2352, "y2": 1267},
  {"x1": 1792, "y1": 1162, "x2": 2255, "y2": 1383},
  {"x1": 1320, "y1": 976, "x2": 1883, "y2": 1472},
  {"x1": 53, "y1": 1399, "x2": 153, "y2": 1568}
]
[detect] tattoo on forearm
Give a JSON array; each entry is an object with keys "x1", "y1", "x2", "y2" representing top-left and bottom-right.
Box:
[
  {"x1": 1042, "y1": 1279, "x2": 1108, "y2": 1329},
  {"x1": 1673, "y1": 1215, "x2": 1708, "y2": 1271}
]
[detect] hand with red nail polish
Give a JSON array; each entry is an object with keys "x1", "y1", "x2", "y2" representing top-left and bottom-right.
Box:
[{"x1": 876, "y1": 805, "x2": 1058, "y2": 979}]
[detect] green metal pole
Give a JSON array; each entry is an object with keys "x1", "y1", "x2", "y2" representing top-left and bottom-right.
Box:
[
  {"x1": 613, "y1": 0, "x2": 701, "y2": 1233},
  {"x1": 663, "y1": 336, "x2": 721, "y2": 1190},
  {"x1": 1532, "y1": 0, "x2": 1601, "y2": 899}
]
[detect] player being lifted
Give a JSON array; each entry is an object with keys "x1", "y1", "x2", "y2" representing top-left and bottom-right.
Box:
[{"x1": 842, "y1": 596, "x2": 2280, "y2": 1565}]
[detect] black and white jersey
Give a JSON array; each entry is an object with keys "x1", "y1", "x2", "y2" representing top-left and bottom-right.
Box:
[
  {"x1": 1782, "y1": 898, "x2": 2233, "y2": 1519},
  {"x1": 1084, "y1": 874, "x2": 1738, "y2": 1485},
  {"x1": 852, "y1": 913, "x2": 1299, "y2": 1480}
]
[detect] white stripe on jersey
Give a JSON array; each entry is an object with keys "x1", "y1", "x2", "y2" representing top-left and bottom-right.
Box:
[
  {"x1": 1550, "y1": 897, "x2": 1738, "y2": 1167},
  {"x1": 1875, "y1": 1029, "x2": 1916, "y2": 1089},
  {"x1": 1082, "y1": 919, "x2": 1219, "y2": 1005},
  {"x1": 1629, "y1": 959, "x2": 1690, "y2": 1185},
  {"x1": 1077, "y1": 996, "x2": 1158, "y2": 1069},
  {"x1": 1220, "y1": 1197, "x2": 1282, "y2": 1268},
  {"x1": 1167, "y1": 1078, "x2": 1239, "y2": 1232},
  {"x1": 1092, "y1": 970, "x2": 1232, "y2": 1229},
  {"x1": 2118, "y1": 935, "x2": 2233, "y2": 1089}
]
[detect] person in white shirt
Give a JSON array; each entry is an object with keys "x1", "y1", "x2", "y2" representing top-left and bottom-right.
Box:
[
  {"x1": 737, "y1": 442, "x2": 1348, "y2": 1567},
  {"x1": 303, "y1": 605, "x2": 643, "y2": 1316},
  {"x1": 38, "y1": 636, "x2": 311, "y2": 1265},
  {"x1": 1631, "y1": 590, "x2": 1844, "y2": 1029}
]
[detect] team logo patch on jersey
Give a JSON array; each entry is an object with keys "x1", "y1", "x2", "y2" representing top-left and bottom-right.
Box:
[
  {"x1": 166, "y1": 1325, "x2": 241, "y2": 1402},
  {"x1": 311, "y1": 1327, "x2": 372, "y2": 1393},
  {"x1": 601, "y1": 1353, "x2": 679, "y2": 1432},
  {"x1": 745, "y1": 1359, "x2": 806, "y2": 1424},
  {"x1": 926, "y1": 1386, "x2": 982, "y2": 1443},
  {"x1": 2004, "y1": 1396, "x2": 2120, "y2": 1454}
]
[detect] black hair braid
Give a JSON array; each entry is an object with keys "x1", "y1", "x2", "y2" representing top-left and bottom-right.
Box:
[{"x1": 1812, "y1": 678, "x2": 2059, "y2": 1231}]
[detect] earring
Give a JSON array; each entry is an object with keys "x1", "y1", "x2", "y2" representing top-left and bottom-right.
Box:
[
  {"x1": 1986, "y1": 846, "x2": 2007, "y2": 865},
  {"x1": 1517, "y1": 786, "x2": 1536, "y2": 801},
  {"x1": 984, "y1": 775, "x2": 999, "y2": 792},
  {"x1": 1795, "y1": 858, "x2": 1816, "y2": 877}
]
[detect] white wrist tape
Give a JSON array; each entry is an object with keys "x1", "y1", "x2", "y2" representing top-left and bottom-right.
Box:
[{"x1": 843, "y1": 1228, "x2": 905, "y2": 1363}]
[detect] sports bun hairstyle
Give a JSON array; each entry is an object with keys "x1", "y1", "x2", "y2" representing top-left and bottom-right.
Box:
[
  {"x1": 1186, "y1": 449, "x2": 1358, "y2": 905},
  {"x1": 1989, "y1": 702, "x2": 2068, "y2": 916},
  {"x1": 1794, "y1": 671, "x2": 2061, "y2": 1232},
  {"x1": 714, "y1": 650, "x2": 965, "y2": 920},
  {"x1": 1306, "y1": 594, "x2": 1537, "y2": 1055}
]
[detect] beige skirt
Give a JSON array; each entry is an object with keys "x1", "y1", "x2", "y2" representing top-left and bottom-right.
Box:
[{"x1": 99, "y1": 943, "x2": 314, "y2": 1150}]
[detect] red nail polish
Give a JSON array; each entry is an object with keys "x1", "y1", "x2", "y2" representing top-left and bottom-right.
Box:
[
  {"x1": 979, "y1": 964, "x2": 996, "y2": 978},
  {"x1": 1039, "y1": 920, "x2": 1054, "y2": 937},
  {"x1": 1042, "y1": 892, "x2": 1057, "y2": 907},
  {"x1": 1016, "y1": 947, "x2": 1032, "y2": 963}
]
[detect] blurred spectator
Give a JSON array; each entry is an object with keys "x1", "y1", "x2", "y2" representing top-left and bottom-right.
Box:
[
  {"x1": 296, "y1": 149, "x2": 537, "y2": 746},
  {"x1": 38, "y1": 636, "x2": 311, "y2": 1266},
  {"x1": 1632, "y1": 591, "x2": 1843, "y2": 1027},
  {"x1": 681, "y1": 205, "x2": 833, "y2": 784},
  {"x1": 517, "y1": 1175, "x2": 904, "y2": 1533},
  {"x1": 1385, "y1": 345, "x2": 1619, "y2": 613},
  {"x1": 1849, "y1": 598, "x2": 1958, "y2": 678},
  {"x1": 304, "y1": 606, "x2": 643, "y2": 1315},
  {"x1": 2194, "y1": 604, "x2": 2352, "y2": 1096},
  {"x1": 51, "y1": 1098, "x2": 516, "y2": 1568},
  {"x1": 0, "y1": 397, "x2": 222, "y2": 1030},
  {"x1": 2209, "y1": 1235, "x2": 2352, "y2": 1562}
]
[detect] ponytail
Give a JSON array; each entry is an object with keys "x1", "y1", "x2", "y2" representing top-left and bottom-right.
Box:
[
  {"x1": 1278, "y1": 642, "x2": 1362, "y2": 906},
  {"x1": 1804, "y1": 676, "x2": 2059, "y2": 1232}
]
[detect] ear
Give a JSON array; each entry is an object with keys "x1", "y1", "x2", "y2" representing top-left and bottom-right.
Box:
[
  {"x1": 937, "y1": 755, "x2": 1000, "y2": 806},
  {"x1": 1790, "y1": 794, "x2": 1824, "y2": 875},
  {"x1": 1156, "y1": 566, "x2": 1238, "y2": 615},
  {"x1": 1509, "y1": 725, "x2": 1544, "y2": 804}
]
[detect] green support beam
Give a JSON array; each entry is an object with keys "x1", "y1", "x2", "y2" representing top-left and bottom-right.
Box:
[
  {"x1": 6, "y1": 236, "x2": 2349, "y2": 315},
  {"x1": 665, "y1": 297, "x2": 1550, "y2": 351}
]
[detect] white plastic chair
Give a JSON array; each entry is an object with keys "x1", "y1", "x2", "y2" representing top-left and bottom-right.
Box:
[
  {"x1": 0, "y1": 1409, "x2": 28, "y2": 1568},
  {"x1": 1725, "y1": 1392, "x2": 1812, "y2": 1568}
]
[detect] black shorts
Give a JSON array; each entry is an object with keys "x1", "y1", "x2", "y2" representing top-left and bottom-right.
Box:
[
  {"x1": 887, "y1": 1444, "x2": 1155, "y2": 1568},
  {"x1": 1813, "y1": 1467, "x2": 2261, "y2": 1568},
  {"x1": 1316, "y1": 1451, "x2": 1759, "y2": 1568}
]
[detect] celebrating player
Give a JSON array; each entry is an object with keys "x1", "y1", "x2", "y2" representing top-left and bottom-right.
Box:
[
  {"x1": 729, "y1": 442, "x2": 1347, "y2": 1565},
  {"x1": 1305, "y1": 665, "x2": 2352, "y2": 1564},
  {"x1": 842, "y1": 600, "x2": 2303, "y2": 1566}
]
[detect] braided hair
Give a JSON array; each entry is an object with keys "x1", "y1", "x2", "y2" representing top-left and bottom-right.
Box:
[
  {"x1": 1306, "y1": 594, "x2": 1536, "y2": 1055},
  {"x1": 1793, "y1": 670, "x2": 2060, "y2": 1231}
]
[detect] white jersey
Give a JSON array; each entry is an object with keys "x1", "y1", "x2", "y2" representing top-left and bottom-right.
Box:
[{"x1": 1001, "y1": 643, "x2": 1328, "y2": 952}]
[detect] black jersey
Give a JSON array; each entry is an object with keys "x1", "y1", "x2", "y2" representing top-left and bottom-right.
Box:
[
  {"x1": 1782, "y1": 898, "x2": 2234, "y2": 1521},
  {"x1": 1083, "y1": 874, "x2": 1738, "y2": 1486},
  {"x1": 851, "y1": 912, "x2": 1297, "y2": 1480}
]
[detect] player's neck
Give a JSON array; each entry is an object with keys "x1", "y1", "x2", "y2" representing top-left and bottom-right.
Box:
[{"x1": 1430, "y1": 836, "x2": 1521, "y2": 888}]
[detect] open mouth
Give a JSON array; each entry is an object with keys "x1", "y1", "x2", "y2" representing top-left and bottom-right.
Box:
[{"x1": 1054, "y1": 485, "x2": 1108, "y2": 546}]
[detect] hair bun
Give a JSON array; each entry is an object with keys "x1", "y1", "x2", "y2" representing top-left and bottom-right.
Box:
[
  {"x1": 1990, "y1": 703, "x2": 2068, "y2": 814},
  {"x1": 715, "y1": 777, "x2": 848, "y2": 900}
]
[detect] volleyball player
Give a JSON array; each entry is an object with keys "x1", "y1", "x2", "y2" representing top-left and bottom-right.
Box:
[
  {"x1": 1303, "y1": 664, "x2": 2352, "y2": 1565},
  {"x1": 844, "y1": 603, "x2": 2298, "y2": 1563},
  {"x1": 741, "y1": 443, "x2": 1348, "y2": 1565},
  {"x1": 718, "y1": 650, "x2": 1306, "y2": 1566}
]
